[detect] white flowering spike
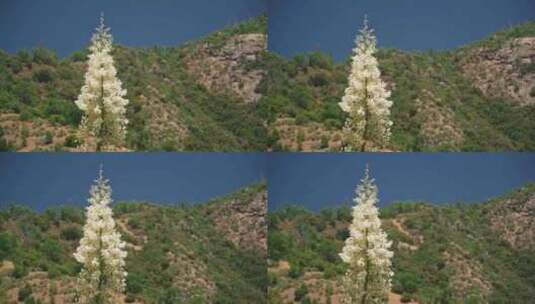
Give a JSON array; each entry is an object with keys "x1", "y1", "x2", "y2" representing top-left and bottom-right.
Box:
[
  {"x1": 339, "y1": 16, "x2": 393, "y2": 151},
  {"x1": 339, "y1": 165, "x2": 393, "y2": 304},
  {"x1": 74, "y1": 166, "x2": 127, "y2": 303},
  {"x1": 75, "y1": 13, "x2": 129, "y2": 151}
]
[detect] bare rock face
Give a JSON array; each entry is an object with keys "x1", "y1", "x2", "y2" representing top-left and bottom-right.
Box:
[
  {"x1": 209, "y1": 188, "x2": 267, "y2": 255},
  {"x1": 184, "y1": 33, "x2": 267, "y2": 103},
  {"x1": 490, "y1": 191, "x2": 535, "y2": 251},
  {"x1": 443, "y1": 244, "x2": 492, "y2": 301},
  {"x1": 461, "y1": 37, "x2": 535, "y2": 105}
]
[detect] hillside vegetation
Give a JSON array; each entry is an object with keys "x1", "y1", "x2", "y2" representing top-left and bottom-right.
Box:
[
  {"x1": 268, "y1": 183, "x2": 535, "y2": 303},
  {"x1": 0, "y1": 16, "x2": 269, "y2": 152},
  {"x1": 257, "y1": 21, "x2": 535, "y2": 151},
  {"x1": 0, "y1": 183, "x2": 267, "y2": 303},
  {"x1": 0, "y1": 18, "x2": 533, "y2": 152}
]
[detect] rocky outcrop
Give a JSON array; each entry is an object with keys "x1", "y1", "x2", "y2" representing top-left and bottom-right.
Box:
[
  {"x1": 460, "y1": 37, "x2": 535, "y2": 105},
  {"x1": 443, "y1": 244, "x2": 492, "y2": 301},
  {"x1": 209, "y1": 187, "x2": 267, "y2": 255},
  {"x1": 136, "y1": 85, "x2": 188, "y2": 148},
  {"x1": 184, "y1": 33, "x2": 267, "y2": 103},
  {"x1": 489, "y1": 190, "x2": 535, "y2": 251}
]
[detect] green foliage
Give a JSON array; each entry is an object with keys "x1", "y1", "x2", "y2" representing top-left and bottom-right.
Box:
[
  {"x1": 0, "y1": 232, "x2": 17, "y2": 260},
  {"x1": 32, "y1": 47, "x2": 57, "y2": 65},
  {"x1": 60, "y1": 225, "x2": 82, "y2": 241},
  {"x1": 257, "y1": 21, "x2": 535, "y2": 151},
  {"x1": 1, "y1": 19, "x2": 533, "y2": 152},
  {"x1": 18, "y1": 285, "x2": 32, "y2": 301},
  {"x1": 32, "y1": 67, "x2": 55, "y2": 83},
  {"x1": 37, "y1": 98, "x2": 82, "y2": 126},
  {"x1": 42, "y1": 130, "x2": 53, "y2": 145},
  {"x1": 70, "y1": 50, "x2": 88, "y2": 62},
  {"x1": 64, "y1": 134, "x2": 81, "y2": 148},
  {"x1": 463, "y1": 21, "x2": 535, "y2": 51},
  {"x1": 0, "y1": 16, "x2": 269, "y2": 152},
  {"x1": 0, "y1": 184, "x2": 267, "y2": 303},
  {"x1": 294, "y1": 284, "x2": 308, "y2": 301},
  {"x1": 197, "y1": 14, "x2": 267, "y2": 47},
  {"x1": 269, "y1": 185, "x2": 535, "y2": 303}
]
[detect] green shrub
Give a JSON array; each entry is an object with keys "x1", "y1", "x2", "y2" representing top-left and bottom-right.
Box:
[
  {"x1": 18, "y1": 285, "x2": 32, "y2": 301},
  {"x1": 294, "y1": 284, "x2": 308, "y2": 301},
  {"x1": 320, "y1": 135, "x2": 329, "y2": 149},
  {"x1": 401, "y1": 294, "x2": 412, "y2": 303},
  {"x1": 33, "y1": 68, "x2": 54, "y2": 83},
  {"x1": 40, "y1": 239, "x2": 62, "y2": 263},
  {"x1": 17, "y1": 49, "x2": 32, "y2": 67},
  {"x1": 42, "y1": 131, "x2": 53, "y2": 145},
  {"x1": 288, "y1": 263, "x2": 302, "y2": 279},
  {"x1": 60, "y1": 226, "x2": 82, "y2": 241},
  {"x1": 308, "y1": 72, "x2": 329, "y2": 87},
  {"x1": 39, "y1": 98, "x2": 82, "y2": 126},
  {"x1": 60, "y1": 207, "x2": 83, "y2": 224},
  {"x1": 64, "y1": 134, "x2": 80, "y2": 148},
  {"x1": 32, "y1": 47, "x2": 57, "y2": 65},
  {"x1": 70, "y1": 50, "x2": 87, "y2": 62},
  {"x1": 308, "y1": 52, "x2": 333, "y2": 70},
  {"x1": 126, "y1": 273, "x2": 146, "y2": 294},
  {"x1": 0, "y1": 233, "x2": 16, "y2": 260}
]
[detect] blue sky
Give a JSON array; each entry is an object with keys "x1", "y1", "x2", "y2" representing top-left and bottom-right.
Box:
[
  {"x1": 267, "y1": 153, "x2": 535, "y2": 211},
  {"x1": 268, "y1": 0, "x2": 535, "y2": 61},
  {"x1": 0, "y1": 0, "x2": 266, "y2": 57},
  {"x1": 0, "y1": 153, "x2": 267, "y2": 211}
]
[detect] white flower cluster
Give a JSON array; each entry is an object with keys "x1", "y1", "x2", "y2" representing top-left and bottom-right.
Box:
[
  {"x1": 74, "y1": 167, "x2": 127, "y2": 303},
  {"x1": 339, "y1": 166, "x2": 393, "y2": 303},
  {"x1": 75, "y1": 14, "x2": 129, "y2": 151},
  {"x1": 339, "y1": 17, "x2": 393, "y2": 152}
]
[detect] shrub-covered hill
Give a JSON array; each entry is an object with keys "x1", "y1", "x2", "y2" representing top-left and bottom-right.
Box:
[
  {"x1": 267, "y1": 183, "x2": 535, "y2": 303},
  {"x1": 257, "y1": 21, "x2": 535, "y2": 152},
  {"x1": 1, "y1": 17, "x2": 533, "y2": 152},
  {"x1": 0, "y1": 16, "x2": 268, "y2": 152},
  {"x1": 0, "y1": 183, "x2": 267, "y2": 303}
]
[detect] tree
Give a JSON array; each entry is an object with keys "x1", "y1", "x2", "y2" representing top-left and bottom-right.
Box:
[
  {"x1": 339, "y1": 17, "x2": 393, "y2": 151},
  {"x1": 74, "y1": 167, "x2": 127, "y2": 303},
  {"x1": 339, "y1": 165, "x2": 393, "y2": 304},
  {"x1": 75, "y1": 14, "x2": 129, "y2": 151}
]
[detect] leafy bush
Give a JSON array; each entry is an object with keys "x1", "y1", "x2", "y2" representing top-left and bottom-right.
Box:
[
  {"x1": 18, "y1": 287, "x2": 32, "y2": 301},
  {"x1": 294, "y1": 284, "x2": 308, "y2": 301},
  {"x1": 32, "y1": 47, "x2": 57, "y2": 65},
  {"x1": 42, "y1": 131, "x2": 53, "y2": 145},
  {"x1": 70, "y1": 50, "x2": 87, "y2": 62},
  {"x1": 33, "y1": 68, "x2": 54, "y2": 83},
  {"x1": 60, "y1": 226, "x2": 82, "y2": 241},
  {"x1": 0, "y1": 232, "x2": 16, "y2": 260},
  {"x1": 38, "y1": 98, "x2": 82, "y2": 126},
  {"x1": 64, "y1": 134, "x2": 81, "y2": 148},
  {"x1": 288, "y1": 263, "x2": 302, "y2": 279}
]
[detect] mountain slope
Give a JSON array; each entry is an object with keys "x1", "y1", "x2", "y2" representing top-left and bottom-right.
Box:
[
  {"x1": 0, "y1": 19, "x2": 533, "y2": 152},
  {"x1": 267, "y1": 183, "x2": 535, "y2": 303},
  {"x1": 257, "y1": 21, "x2": 535, "y2": 152},
  {"x1": 0, "y1": 16, "x2": 268, "y2": 152},
  {"x1": 0, "y1": 183, "x2": 267, "y2": 303}
]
